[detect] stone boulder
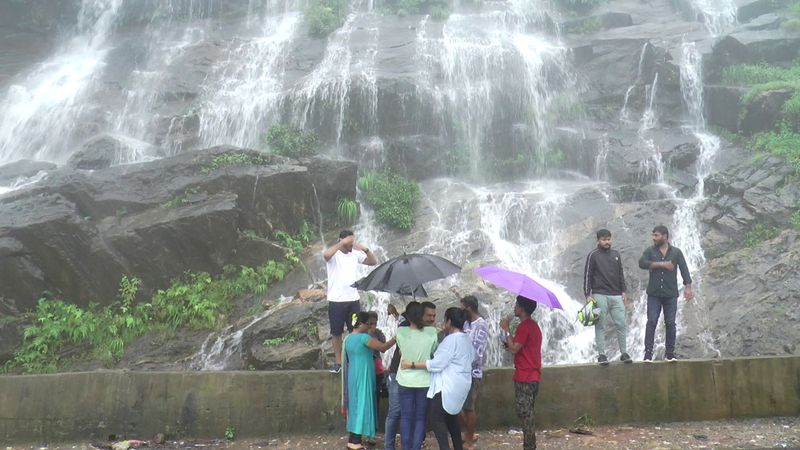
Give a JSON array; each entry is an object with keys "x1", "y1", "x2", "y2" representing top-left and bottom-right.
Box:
[
  {"x1": 0, "y1": 147, "x2": 356, "y2": 312},
  {"x1": 67, "y1": 134, "x2": 146, "y2": 170},
  {"x1": 0, "y1": 160, "x2": 56, "y2": 186},
  {"x1": 241, "y1": 300, "x2": 329, "y2": 370},
  {"x1": 738, "y1": 88, "x2": 795, "y2": 136},
  {"x1": 681, "y1": 229, "x2": 800, "y2": 358},
  {"x1": 602, "y1": 130, "x2": 699, "y2": 185},
  {"x1": 705, "y1": 85, "x2": 747, "y2": 132},
  {"x1": 701, "y1": 151, "x2": 799, "y2": 258}
]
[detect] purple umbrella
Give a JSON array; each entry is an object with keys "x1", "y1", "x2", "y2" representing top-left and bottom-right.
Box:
[{"x1": 474, "y1": 265, "x2": 563, "y2": 309}]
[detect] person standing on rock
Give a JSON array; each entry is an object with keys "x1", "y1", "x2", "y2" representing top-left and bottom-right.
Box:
[
  {"x1": 583, "y1": 229, "x2": 631, "y2": 366},
  {"x1": 638, "y1": 225, "x2": 693, "y2": 362},
  {"x1": 500, "y1": 296, "x2": 542, "y2": 450},
  {"x1": 324, "y1": 229, "x2": 378, "y2": 374}
]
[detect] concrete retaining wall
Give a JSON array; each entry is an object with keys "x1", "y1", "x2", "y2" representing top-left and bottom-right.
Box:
[{"x1": 1, "y1": 356, "x2": 799, "y2": 442}]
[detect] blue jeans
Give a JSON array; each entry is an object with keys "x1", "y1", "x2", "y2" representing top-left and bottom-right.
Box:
[
  {"x1": 399, "y1": 385, "x2": 428, "y2": 450},
  {"x1": 645, "y1": 295, "x2": 677, "y2": 355},
  {"x1": 384, "y1": 374, "x2": 401, "y2": 450}
]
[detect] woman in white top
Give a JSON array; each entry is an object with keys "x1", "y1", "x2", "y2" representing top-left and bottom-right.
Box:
[{"x1": 401, "y1": 307, "x2": 475, "y2": 450}]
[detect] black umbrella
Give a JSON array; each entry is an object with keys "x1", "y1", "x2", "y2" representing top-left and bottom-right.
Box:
[{"x1": 352, "y1": 253, "x2": 461, "y2": 297}]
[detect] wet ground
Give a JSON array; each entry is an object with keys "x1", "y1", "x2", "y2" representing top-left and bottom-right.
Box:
[{"x1": 5, "y1": 416, "x2": 800, "y2": 449}]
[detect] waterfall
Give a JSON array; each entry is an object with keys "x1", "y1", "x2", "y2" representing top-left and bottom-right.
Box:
[
  {"x1": 669, "y1": 41, "x2": 722, "y2": 357},
  {"x1": 0, "y1": 0, "x2": 124, "y2": 164},
  {"x1": 691, "y1": 0, "x2": 737, "y2": 37},
  {"x1": 198, "y1": 13, "x2": 301, "y2": 148},
  {"x1": 620, "y1": 42, "x2": 650, "y2": 125}
]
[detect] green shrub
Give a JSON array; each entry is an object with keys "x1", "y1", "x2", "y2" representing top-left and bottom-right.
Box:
[
  {"x1": 306, "y1": 0, "x2": 347, "y2": 37},
  {"x1": 744, "y1": 224, "x2": 781, "y2": 247},
  {"x1": 782, "y1": 18, "x2": 800, "y2": 30},
  {"x1": 265, "y1": 124, "x2": 320, "y2": 158},
  {"x1": 201, "y1": 151, "x2": 270, "y2": 174},
  {"x1": 336, "y1": 197, "x2": 359, "y2": 225},
  {"x1": 721, "y1": 64, "x2": 800, "y2": 86},
  {"x1": 358, "y1": 172, "x2": 420, "y2": 230},
  {"x1": 791, "y1": 210, "x2": 800, "y2": 230},
  {"x1": 7, "y1": 225, "x2": 312, "y2": 374},
  {"x1": 750, "y1": 126, "x2": 800, "y2": 173}
]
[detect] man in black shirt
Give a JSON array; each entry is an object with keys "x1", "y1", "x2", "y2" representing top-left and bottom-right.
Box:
[
  {"x1": 638, "y1": 225, "x2": 693, "y2": 362},
  {"x1": 584, "y1": 229, "x2": 630, "y2": 365}
]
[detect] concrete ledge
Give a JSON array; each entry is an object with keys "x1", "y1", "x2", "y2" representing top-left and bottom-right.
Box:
[{"x1": 1, "y1": 356, "x2": 799, "y2": 442}]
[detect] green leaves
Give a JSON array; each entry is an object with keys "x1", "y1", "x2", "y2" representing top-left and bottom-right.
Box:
[
  {"x1": 305, "y1": 0, "x2": 347, "y2": 37},
  {"x1": 358, "y1": 172, "x2": 420, "y2": 230},
  {"x1": 264, "y1": 125, "x2": 320, "y2": 158},
  {"x1": 336, "y1": 197, "x2": 359, "y2": 225},
  {"x1": 8, "y1": 226, "x2": 313, "y2": 374}
]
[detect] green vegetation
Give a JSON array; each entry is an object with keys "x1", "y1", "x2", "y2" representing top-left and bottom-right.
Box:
[
  {"x1": 721, "y1": 63, "x2": 800, "y2": 133},
  {"x1": 201, "y1": 151, "x2": 271, "y2": 174},
  {"x1": 336, "y1": 197, "x2": 359, "y2": 225},
  {"x1": 791, "y1": 210, "x2": 800, "y2": 230},
  {"x1": 224, "y1": 426, "x2": 236, "y2": 441},
  {"x1": 574, "y1": 413, "x2": 595, "y2": 428},
  {"x1": 160, "y1": 187, "x2": 199, "y2": 209},
  {"x1": 305, "y1": 0, "x2": 347, "y2": 37},
  {"x1": 750, "y1": 126, "x2": 800, "y2": 173},
  {"x1": 783, "y1": 2, "x2": 800, "y2": 30},
  {"x1": 382, "y1": 0, "x2": 451, "y2": 20},
  {"x1": 264, "y1": 124, "x2": 321, "y2": 158},
  {"x1": 5, "y1": 226, "x2": 313, "y2": 374},
  {"x1": 744, "y1": 224, "x2": 781, "y2": 247},
  {"x1": 358, "y1": 172, "x2": 420, "y2": 230},
  {"x1": 263, "y1": 334, "x2": 297, "y2": 347}
]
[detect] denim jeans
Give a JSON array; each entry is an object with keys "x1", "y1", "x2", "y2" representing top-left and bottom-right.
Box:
[
  {"x1": 645, "y1": 295, "x2": 678, "y2": 355},
  {"x1": 399, "y1": 385, "x2": 428, "y2": 450},
  {"x1": 384, "y1": 373, "x2": 401, "y2": 450}
]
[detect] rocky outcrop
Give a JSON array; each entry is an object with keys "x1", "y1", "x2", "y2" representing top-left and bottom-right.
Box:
[
  {"x1": 738, "y1": 89, "x2": 795, "y2": 136},
  {"x1": 701, "y1": 149, "x2": 800, "y2": 258},
  {"x1": 0, "y1": 160, "x2": 55, "y2": 186},
  {"x1": 66, "y1": 134, "x2": 146, "y2": 170},
  {"x1": 683, "y1": 229, "x2": 800, "y2": 357},
  {"x1": 0, "y1": 147, "x2": 356, "y2": 313},
  {"x1": 241, "y1": 299, "x2": 330, "y2": 370}
]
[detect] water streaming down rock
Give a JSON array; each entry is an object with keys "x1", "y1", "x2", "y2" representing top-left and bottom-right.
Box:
[
  {"x1": 0, "y1": 0, "x2": 123, "y2": 164},
  {"x1": 691, "y1": 0, "x2": 737, "y2": 36},
  {"x1": 620, "y1": 42, "x2": 651, "y2": 125},
  {"x1": 671, "y1": 41, "x2": 723, "y2": 357}
]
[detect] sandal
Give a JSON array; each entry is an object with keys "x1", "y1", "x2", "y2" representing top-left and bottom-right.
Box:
[{"x1": 346, "y1": 444, "x2": 365, "y2": 450}]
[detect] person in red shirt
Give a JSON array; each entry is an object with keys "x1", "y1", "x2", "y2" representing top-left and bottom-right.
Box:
[{"x1": 500, "y1": 295, "x2": 542, "y2": 450}]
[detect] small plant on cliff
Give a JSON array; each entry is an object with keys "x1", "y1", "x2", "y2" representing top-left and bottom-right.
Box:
[
  {"x1": 306, "y1": 0, "x2": 347, "y2": 37},
  {"x1": 224, "y1": 426, "x2": 236, "y2": 441},
  {"x1": 358, "y1": 172, "x2": 420, "y2": 230},
  {"x1": 336, "y1": 197, "x2": 359, "y2": 225},
  {"x1": 265, "y1": 124, "x2": 321, "y2": 158},
  {"x1": 750, "y1": 126, "x2": 800, "y2": 174},
  {"x1": 201, "y1": 151, "x2": 270, "y2": 174},
  {"x1": 744, "y1": 224, "x2": 781, "y2": 247},
  {"x1": 791, "y1": 210, "x2": 800, "y2": 230}
]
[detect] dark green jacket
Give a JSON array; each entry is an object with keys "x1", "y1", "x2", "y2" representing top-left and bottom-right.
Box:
[{"x1": 638, "y1": 244, "x2": 692, "y2": 298}]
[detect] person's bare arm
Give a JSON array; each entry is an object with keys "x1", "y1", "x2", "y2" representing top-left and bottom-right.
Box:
[
  {"x1": 367, "y1": 336, "x2": 396, "y2": 352},
  {"x1": 323, "y1": 236, "x2": 352, "y2": 261},
  {"x1": 353, "y1": 242, "x2": 378, "y2": 265},
  {"x1": 500, "y1": 318, "x2": 524, "y2": 354}
]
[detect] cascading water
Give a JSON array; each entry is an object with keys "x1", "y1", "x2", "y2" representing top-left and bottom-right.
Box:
[
  {"x1": 691, "y1": 0, "x2": 737, "y2": 37},
  {"x1": 620, "y1": 42, "x2": 650, "y2": 125},
  {"x1": 0, "y1": 0, "x2": 123, "y2": 164},
  {"x1": 671, "y1": 41, "x2": 723, "y2": 357}
]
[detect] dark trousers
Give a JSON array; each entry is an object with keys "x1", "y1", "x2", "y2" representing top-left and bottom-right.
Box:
[
  {"x1": 645, "y1": 295, "x2": 678, "y2": 355},
  {"x1": 399, "y1": 386, "x2": 428, "y2": 450},
  {"x1": 515, "y1": 381, "x2": 539, "y2": 450},
  {"x1": 430, "y1": 392, "x2": 462, "y2": 450}
]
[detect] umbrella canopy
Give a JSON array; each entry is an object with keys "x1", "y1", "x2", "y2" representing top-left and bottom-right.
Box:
[
  {"x1": 474, "y1": 265, "x2": 563, "y2": 309},
  {"x1": 352, "y1": 253, "x2": 461, "y2": 297}
]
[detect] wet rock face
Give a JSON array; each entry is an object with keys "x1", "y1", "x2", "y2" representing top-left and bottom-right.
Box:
[
  {"x1": 0, "y1": 148, "x2": 356, "y2": 313},
  {"x1": 681, "y1": 230, "x2": 800, "y2": 358}
]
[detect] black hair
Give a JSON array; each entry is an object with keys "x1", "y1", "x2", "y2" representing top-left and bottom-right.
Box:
[
  {"x1": 652, "y1": 225, "x2": 669, "y2": 238},
  {"x1": 445, "y1": 307, "x2": 466, "y2": 330},
  {"x1": 516, "y1": 295, "x2": 537, "y2": 316},
  {"x1": 421, "y1": 301, "x2": 436, "y2": 311},
  {"x1": 354, "y1": 311, "x2": 371, "y2": 327},
  {"x1": 339, "y1": 229, "x2": 354, "y2": 239},
  {"x1": 404, "y1": 302, "x2": 425, "y2": 328},
  {"x1": 367, "y1": 311, "x2": 378, "y2": 321},
  {"x1": 461, "y1": 295, "x2": 479, "y2": 314},
  {"x1": 596, "y1": 229, "x2": 611, "y2": 239}
]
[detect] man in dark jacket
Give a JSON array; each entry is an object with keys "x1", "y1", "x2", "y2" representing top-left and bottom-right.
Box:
[
  {"x1": 584, "y1": 229, "x2": 630, "y2": 365},
  {"x1": 638, "y1": 225, "x2": 693, "y2": 362}
]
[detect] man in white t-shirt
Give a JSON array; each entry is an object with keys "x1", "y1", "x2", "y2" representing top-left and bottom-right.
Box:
[{"x1": 323, "y1": 229, "x2": 378, "y2": 374}]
